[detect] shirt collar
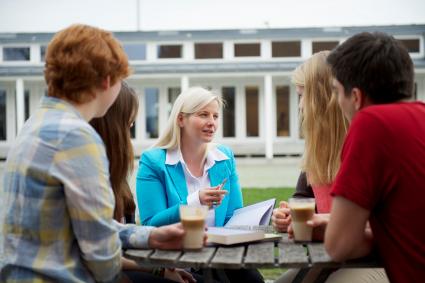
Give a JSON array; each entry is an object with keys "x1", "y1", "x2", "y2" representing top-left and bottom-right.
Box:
[
  {"x1": 41, "y1": 96, "x2": 84, "y2": 120},
  {"x1": 165, "y1": 146, "x2": 229, "y2": 168}
]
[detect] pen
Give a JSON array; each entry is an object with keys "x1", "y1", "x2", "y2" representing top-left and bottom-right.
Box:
[
  {"x1": 218, "y1": 178, "x2": 227, "y2": 190},
  {"x1": 212, "y1": 178, "x2": 227, "y2": 208}
]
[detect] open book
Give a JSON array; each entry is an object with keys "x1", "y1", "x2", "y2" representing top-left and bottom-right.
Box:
[
  {"x1": 224, "y1": 198, "x2": 276, "y2": 227},
  {"x1": 207, "y1": 227, "x2": 282, "y2": 245},
  {"x1": 207, "y1": 227, "x2": 265, "y2": 245}
]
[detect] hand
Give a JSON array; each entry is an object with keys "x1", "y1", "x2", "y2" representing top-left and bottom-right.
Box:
[
  {"x1": 307, "y1": 213, "x2": 329, "y2": 241},
  {"x1": 288, "y1": 213, "x2": 330, "y2": 241},
  {"x1": 148, "y1": 223, "x2": 185, "y2": 250},
  {"x1": 271, "y1": 201, "x2": 291, "y2": 232},
  {"x1": 164, "y1": 268, "x2": 197, "y2": 283},
  {"x1": 199, "y1": 186, "x2": 228, "y2": 208}
]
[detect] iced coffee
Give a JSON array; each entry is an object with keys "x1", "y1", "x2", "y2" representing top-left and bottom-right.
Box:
[
  {"x1": 288, "y1": 198, "x2": 315, "y2": 242},
  {"x1": 180, "y1": 205, "x2": 208, "y2": 250}
]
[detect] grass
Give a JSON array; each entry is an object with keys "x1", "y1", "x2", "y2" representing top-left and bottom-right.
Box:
[
  {"x1": 242, "y1": 187, "x2": 295, "y2": 207},
  {"x1": 242, "y1": 187, "x2": 295, "y2": 281}
]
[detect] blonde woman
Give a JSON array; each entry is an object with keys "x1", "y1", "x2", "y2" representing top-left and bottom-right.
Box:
[
  {"x1": 136, "y1": 86, "x2": 242, "y2": 227},
  {"x1": 273, "y1": 50, "x2": 347, "y2": 232},
  {"x1": 136, "y1": 86, "x2": 263, "y2": 283},
  {"x1": 273, "y1": 51, "x2": 388, "y2": 282}
]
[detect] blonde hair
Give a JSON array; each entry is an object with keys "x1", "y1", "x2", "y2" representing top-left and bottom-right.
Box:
[
  {"x1": 154, "y1": 86, "x2": 223, "y2": 150},
  {"x1": 292, "y1": 51, "x2": 348, "y2": 186}
]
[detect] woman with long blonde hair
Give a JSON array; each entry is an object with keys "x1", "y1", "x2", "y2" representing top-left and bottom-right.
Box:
[
  {"x1": 294, "y1": 50, "x2": 347, "y2": 212},
  {"x1": 272, "y1": 51, "x2": 347, "y2": 234},
  {"x1": 273, "y1": 52, "x2": 388, "y2": 282}
]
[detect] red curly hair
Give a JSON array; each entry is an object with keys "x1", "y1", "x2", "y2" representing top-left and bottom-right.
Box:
[{"x1": 44, "y1": 24, "x2": 130, "y2": 104}]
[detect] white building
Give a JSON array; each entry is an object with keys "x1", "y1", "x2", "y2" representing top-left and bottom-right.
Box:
[{"x1": 0, "y1": 24, "x2": 424, "y2": 159}]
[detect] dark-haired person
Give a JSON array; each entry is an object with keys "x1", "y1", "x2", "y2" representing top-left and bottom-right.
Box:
[
  {"x1": 0, "y1": 24, "x2": 186, "y2": 283},
  {"x1": 90, "y1": 82, "x2": 197, "y2": 283},
  {"x1": 322, "y1": 32, "x2": 425, "y2": 282}
]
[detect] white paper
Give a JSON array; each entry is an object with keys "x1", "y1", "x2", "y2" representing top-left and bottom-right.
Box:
[{"x1": 224, "y1": 198, "x2": 276, "y2": 227}]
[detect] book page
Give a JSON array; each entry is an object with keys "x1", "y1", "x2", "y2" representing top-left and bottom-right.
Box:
[{"x1": 225, "y1": 198, "x2": 275, "y2": 227}]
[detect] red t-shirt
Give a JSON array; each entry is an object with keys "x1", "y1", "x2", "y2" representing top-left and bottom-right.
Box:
[{"x1": 331, "y1": 102, "x2": 425, "y2": 283}]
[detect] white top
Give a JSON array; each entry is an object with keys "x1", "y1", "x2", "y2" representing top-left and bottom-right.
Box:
[{"x1": 165, "y1": 146, "x2": 229, "y2": 227}]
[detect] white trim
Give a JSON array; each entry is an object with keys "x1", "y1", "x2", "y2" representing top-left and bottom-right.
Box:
[
  {"x1": 6, "y1": 83, "x2": 15, "y2": 142},
  {"x1": 289, "y1": 83, "x2": 300, "y2": 140},
  {"x1": 301, "y1": 39, "x2": 312, "y2": 59},
  {"x1": 264, "y1": 74, "x2": 273, "y2": 159},
  {"x1": 181, "y1": 75, "x2": 189, "y2": 91},
  {"x1": 261, "y1": 39, "x2": 271, "y2": 59},
  {"x1": 30, "y1": 44, "x2": 40, "y2": 64},
  {"x1": 239, "y1": 83, "x2": 247, "y2": 138},
  {"x1": 183, "y1": 41, "x2": 194, "y2": 60},
  {"x1": 158, "y1": 85, "x2": 168, "y2": 136},
  {"x1": 223, "y1": 40, "x2": 233, "y2": 60},
  {"x1": 15, "y1": 79, "x2": 24, "y2": 134},
  {"x1": 146, "y1": 42, "x2": 156, "y2": 62},
  {"x1": 235, "y1": 84, "x2": 243, "y2": 138}
]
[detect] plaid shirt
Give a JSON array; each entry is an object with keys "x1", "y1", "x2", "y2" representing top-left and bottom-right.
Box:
[{"x1": 0, "y1": 96, "x2": 152, "y2": 283}]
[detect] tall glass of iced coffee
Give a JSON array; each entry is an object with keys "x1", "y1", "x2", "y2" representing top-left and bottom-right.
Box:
[
  {"x1": 179, "y1": 205, "x2": 208, "y2": 250},
  {"x1": 288, "y1": 198, "x2": 316, "y2": 242}
]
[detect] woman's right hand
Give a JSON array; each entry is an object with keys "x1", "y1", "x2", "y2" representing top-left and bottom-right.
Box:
[
  {"x1": 272, "y1": 201, "x2": 291, "y2": 232},
  {"x1": 199, "y1": 186, "x2": 228, "y2": 208}
]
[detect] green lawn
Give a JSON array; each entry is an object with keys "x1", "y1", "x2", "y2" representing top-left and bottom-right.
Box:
[
  {"x1": 242, "y1": 187, "x2": 295, "y2": 207},
  {"x1": 242, "y1": 187, "x2": 295, "y2": 281}
]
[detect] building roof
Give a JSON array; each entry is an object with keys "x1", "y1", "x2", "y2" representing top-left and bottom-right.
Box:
[{"x1": 1, "y1": 24, "x2": 424, "y2": 44}]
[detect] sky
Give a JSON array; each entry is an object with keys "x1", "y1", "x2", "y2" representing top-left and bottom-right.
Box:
[{"x1": 0, "y1": 0, "x2": 424, "y2": 33}]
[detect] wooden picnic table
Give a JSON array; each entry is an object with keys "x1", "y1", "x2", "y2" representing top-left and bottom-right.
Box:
[{"x1": 125, "y1": 226, "x2": 382, "y2": 283}]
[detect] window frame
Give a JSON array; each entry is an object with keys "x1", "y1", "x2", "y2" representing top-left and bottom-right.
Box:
[
  {"x1": 157, "y1": 43, "x2": 183, "y2": 60},
  {"x1": 395, "y1": 35, "x2": 424, "y2": 59},
  {"x1": 233, "y1": 42, "x2": 261, "y2": 58},
  {"x1": 1, "y1": 44, "x2": 32, "y2": 64}
]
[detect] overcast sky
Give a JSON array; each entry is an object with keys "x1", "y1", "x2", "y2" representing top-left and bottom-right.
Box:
[{"x1": 1, "y1": 0, "x2": 424, "y2": 33}]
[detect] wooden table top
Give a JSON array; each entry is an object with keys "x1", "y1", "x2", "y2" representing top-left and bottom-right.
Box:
[{"x1": 125, "y1": 226, "x2": 381, "y2": 270}]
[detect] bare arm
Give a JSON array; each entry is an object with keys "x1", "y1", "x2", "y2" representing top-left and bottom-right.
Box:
[{"x1": 325, "y1": 196, "x2": 373, "y2": 262}]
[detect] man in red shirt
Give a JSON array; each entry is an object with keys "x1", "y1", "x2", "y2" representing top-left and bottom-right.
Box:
[{"x1": 324, "y1": 32, "x2": 425, "y2": 282}]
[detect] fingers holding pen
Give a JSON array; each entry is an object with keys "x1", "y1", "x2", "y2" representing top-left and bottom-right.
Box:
[{"x1": 199, "y1": 188, "x2": 228, "y2": 207}]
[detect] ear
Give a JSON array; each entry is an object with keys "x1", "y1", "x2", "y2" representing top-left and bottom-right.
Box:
[
  {"x1": 177, "y1": 112, "x2": 185, "y2": 127},
  {"x1": 351, "y1": 87, "x2": 365, "y2": 111},
  {"x1": 100, "y1": 76, "x2": 111, "y2": 90}
]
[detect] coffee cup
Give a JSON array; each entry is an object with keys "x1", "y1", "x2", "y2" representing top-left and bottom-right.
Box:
[
  {"x1": 179, "y1": 205, "x2": 208, "y2": 250},
  {"x1": 288, "y1": 198, "x2": 315, "y2": 242}
]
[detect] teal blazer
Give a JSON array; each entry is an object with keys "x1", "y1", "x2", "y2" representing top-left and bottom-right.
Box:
[{"x1": 136, "y1": 145, "x2": 243, "y2": 227}]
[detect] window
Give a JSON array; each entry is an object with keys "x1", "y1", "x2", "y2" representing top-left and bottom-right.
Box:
[
  {"x1": 24, "y1": 90, "x2": 30, "y2": 121},
  {"x1": 3, "y1": 47, "x2": 30, "y2": 61},
  {"x1": 130, "y1": 123, "x2": 136, "y2": 139},
  {"x1": 158, "y1": 45, "x2": 182, "y2": 58},
  {"x1": 167, "y1": 87, "x2": 181, "y2": 116},
  {"x1": 234, "y1": 43, "x2": 260, "y2": 57},
  {"x1": 272, "y1": 41, "x2": 301, "y2": 57},
  {"x1": 413, "y1": 83, "x2": 417, "y2": 101},
  {"x1": 195, "y1": 43, "x2": 223, "y2": 59},
  {"x1": 312, "y1": 41, "x2": 339, "y2": 53},
  {"x1": 276, "y1": 86, "x2": 290, "y2": 137},
  {"x1": 40, "y1": 46, "x2": 47, "y2": 62},
  {"x1": 222, "y1": 87, "x2": 235, "y2": 137},
  {"x1": 123, "y1": 44, "x2": 146, "y2": 60},
  {"x1": 398, "y1": 39, "x2": 420, "y2": 53},
  {"x1": 245, "y1": 86, "x2": 259, "y2": 137},
  {"x1": 0, "y1": 89, "x2": 6, "y2": 140},
  {"x1": 145, "y1": 88, "x2": 159, "y2": 138}
]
